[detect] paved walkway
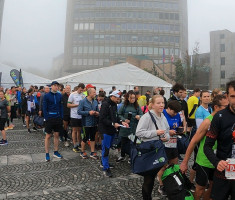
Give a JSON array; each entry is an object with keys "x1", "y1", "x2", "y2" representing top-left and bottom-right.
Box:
[{"x1": 0, "y1": 120, "x2": 187, "y2": 200}]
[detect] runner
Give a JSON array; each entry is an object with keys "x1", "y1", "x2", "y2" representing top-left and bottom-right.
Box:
[
  {"x1": 78, "y1": 87, "x2": 99, "y2": 159},
  {"x1": 0, "y1": 91, "x2": 10, "y2": 145},
  {"x1": 204, "y1": 80, "x2": 235, "y2": 200},
  {"x1": 136, "y1": 95, "x2": 169, "y2": 200},
  {"x1": 180, "y1": 94, "x2": 228, "y2": 200},
  {"x1": 67, "y1": 83, "x2": 85, "y2": 153},
  {"x1": 62, "y1": 85, "x2": 71, "y2": 147},
  {"x1": 43, "y1": 81, "x2": 63, "y2": 162},
  {"x1": 157, "y1": 100, "x2": 184, "y2": 196}
]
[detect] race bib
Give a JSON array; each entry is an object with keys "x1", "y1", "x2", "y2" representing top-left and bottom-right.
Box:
[{"x1": 225, "y1": 158, "x2": 235, "y2": 180}]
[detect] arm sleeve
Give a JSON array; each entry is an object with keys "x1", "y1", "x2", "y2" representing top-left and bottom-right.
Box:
[
  {"x1": 99, "y1": 103, "x2": 113, "y2": 126},
  {"x1": 43, "y1": 95, "x2": 48, "y2": 120},
  {"x1": 189, "y1": 104, "x2": 198, "y2": 118},
  {"x1": 77, "y1": 100, "x2": 89, "y2": 116},
  {"x1": 136, "y1": 116, "x2": 158, "y2": 139},
  {"x1": 118, "y1": 105, "x2": 126, "y2": 121},
  {"x1": 204, "y1": 115, "x2": 221, "y2": 168},
  {"x1": 67, "y1": 94, "x2": 73, "y2": 104}
]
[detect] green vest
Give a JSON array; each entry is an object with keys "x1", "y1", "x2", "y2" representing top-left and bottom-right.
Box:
[{"x1": 196, "y1": 114, "x2": 217, "y2": 168}]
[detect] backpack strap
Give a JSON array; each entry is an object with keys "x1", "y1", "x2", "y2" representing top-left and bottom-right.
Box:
[{"x1": 148, "y1": 111, "x2": 159, "y2": 130}]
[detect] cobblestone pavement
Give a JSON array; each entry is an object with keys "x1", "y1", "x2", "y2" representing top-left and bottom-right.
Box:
[{"x1": 0, "y1": 120, "x2": 193, "y2": 200}]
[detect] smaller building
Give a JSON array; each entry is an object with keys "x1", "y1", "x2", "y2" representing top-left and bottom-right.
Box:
[{"x1": 210, "y1": 30, "x2": 235, "y2": 89}]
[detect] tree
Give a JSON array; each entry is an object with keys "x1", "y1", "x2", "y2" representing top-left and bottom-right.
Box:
[{"x1": 175, "y1": 59, "x2": 185, "y2": 84}]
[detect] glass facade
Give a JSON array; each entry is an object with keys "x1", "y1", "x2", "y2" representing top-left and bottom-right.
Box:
[{"x1": 64, "y1": 0, "x2": 187, "y2": 72}]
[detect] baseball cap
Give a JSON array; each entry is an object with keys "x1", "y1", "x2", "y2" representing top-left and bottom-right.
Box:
[
  {"x1": 86, "y1": 84, "x2": 95, "y2": 89},
  {"x1": 110, "y1": 90, "x2": 122, "y2": 98},
  {"x1": 51, "y1": 81, "x2": 59, "y2": 86}
]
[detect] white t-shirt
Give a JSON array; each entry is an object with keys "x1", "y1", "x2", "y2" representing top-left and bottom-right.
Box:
[{"x1": 68, "y1": 92, "x2": 85, "y2": 119}]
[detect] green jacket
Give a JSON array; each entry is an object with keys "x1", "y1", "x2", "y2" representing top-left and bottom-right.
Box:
[{"x1": 118, "y1": 104, "x2": 143, "y2": 137}]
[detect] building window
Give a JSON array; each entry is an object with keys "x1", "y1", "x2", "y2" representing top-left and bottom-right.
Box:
[
  {"x1": 220, "y1": 34, "x2": 225, "y2": 39},
  {"x1": 74, "y1": 24, "x2": 78, "y2": 30},
  {"x1": 127, "y1": 47, "x2": 131, "y2": 54},
  {"x1": 137, "y1": 47, "x2": 142, "y2": 55},
  {"x1": 73, "y1": 47, "x2": 77, "y2": 54},
  {"x1": 221, "y1": 71, "x2": 225, "y2": 79},
  {"x1": 72, "y1": 59, "x2": 77, "y2": 66},
  {"x1": 220, "y1": 44, "x2": 225, "y2": 52},
  {"x1": 121, "y1": 47, "x2": 126, "y2": 54},
  {"x1": 221, "y1": 57, "x2": 225, "y2": 65}
]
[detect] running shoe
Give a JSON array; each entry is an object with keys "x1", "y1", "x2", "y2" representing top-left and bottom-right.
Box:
[
  {"x1": 90, "y1": 152, "x2": 99, "y2": 160},
  {"x1": 158, "y1": 185, "x2": 167, "y2": 196},
  {"x1": 53, "y1": 151, "x2": 62, "y2": 159},
  {"x1": 116, "y1": 156, "x2": 125, "y2": 163},
  {"x1": 4, "y1": 127, "x2": 9, "y2": 131},
  {"x1": 80, "y1": 152, "x2": 88, "y2": 159},
  {"x1": 32, "y1": 127, "x2": 37, "y2": 132},
  {"x1": 45, "y1": 153, "x2": 50, "y2": 162},
  {"x1": 73, "y1": 147, "x2": 80, "y2": 153},
  {"x1": 8, "y1": 126, "x2": 13, "y2": 130},
  {"x1": 100, "y1": 161, "x2": 114, "y2": 169},
  {"x1": 64, "y1": 141, "x2": 70, "y2": 147},
  {"x1": 103, "y1": 168, "x2": 112, "y2": 177},
  {"x1": 28, "y1": 129, "x2": 31, "y2": 133},
  {"x1": 0, "y1": 139, "x2": 8, "y2": 145}
]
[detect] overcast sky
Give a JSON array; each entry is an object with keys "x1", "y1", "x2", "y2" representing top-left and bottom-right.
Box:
[{"x1": 0, "y1": 0, "x2": 235, "y2": 76}]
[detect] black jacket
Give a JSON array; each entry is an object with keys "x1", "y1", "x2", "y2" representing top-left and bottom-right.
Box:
[
  {"x1": 62, "y1": 93, "x2": 70, "y2": 116},
  {"x1": 99, "y1": 97, "x2": 121, "y2": 135}
]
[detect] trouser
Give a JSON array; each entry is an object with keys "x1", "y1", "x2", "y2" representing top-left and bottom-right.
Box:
[
  {"x1": 142, "y1": 168, "x2": 160, "y2": 200},
  {"x1": 121, "y1": 136, "x2": 131, "y2": 157},
  {"x1": 101, "y1": 133, "x2": 115, "y2": 170}
]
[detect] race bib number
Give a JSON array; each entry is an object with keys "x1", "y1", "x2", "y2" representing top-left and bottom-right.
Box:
[{"x1": 225, "y1": 158, "x2": 235, "y2": 180}]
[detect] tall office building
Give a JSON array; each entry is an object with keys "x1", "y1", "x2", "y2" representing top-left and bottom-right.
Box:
[
  {"x1": 210, "y1": 30, "x2": 235, "y2": 89},
  {"x1": 0, "y1": 0, "x2": 4, "y2": 41},
  {"x1": 64, "y1": 0, "x2": 188, "y2": 73}
]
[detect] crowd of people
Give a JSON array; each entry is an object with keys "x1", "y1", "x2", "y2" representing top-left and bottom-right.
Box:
[{"x1": 0, "y1": 80, "x2": 235, "y2": 200}]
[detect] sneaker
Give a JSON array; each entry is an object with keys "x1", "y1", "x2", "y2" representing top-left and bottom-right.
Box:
[
  {"x1": 45, "y1": 153, "x2": 50, "y2": 162},
  {"x1": 128, "y1": 158, "x2": 131, "y2": 164},
  {"x1": 64, "y1": 141, "x2": 70, "y2": 147},
  {"x1": 90, "y1": 152, "x2": 99, "y2": 160},
  {"x1": 59, "y1": 136, "x2": 64, "y2": 142},
  {"x1": 80, "y1": 152, "x2": 88, "y2": 159},
  {"x1": 0, "y1": 139, "x2": 8, "y2": 145},
  {"x1": 116, "y1": 156, "x2": 125, "y2": 163},
  {"x1": 190, "y1": 182, "x2": 196, "y2": 193},
  {"x1": 103, "y1": 168, "x2": 112, "y2": 177},
  {"x1": 100, "y1": 161, "x2": 114, "y2": 169},
  {"x1": 32, "y1": 127, "x2": 37, "y2": 132},
  {"x1": 8, "y1": 126, "x2": 13, "y2": 130},
  {"x1": 158, "y1": 185, "x2": 167, "y2": 196},
  {"x1": 4, "y1": 127, "x2": 9, "y2": 131},
  {"x1": 28, "y1": 129, "x2": 31, "y2": 133},
  {"x1": 73, "y1": 147, "x2": 80, "y2": 153},
  {"x1": 23, "y1": 124, "x2": 26, "y2": 127},
  {"x1": 53, "y1": 151, "x2": 62, "y2": 159}
]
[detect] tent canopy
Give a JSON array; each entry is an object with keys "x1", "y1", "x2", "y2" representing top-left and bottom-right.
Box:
[
  {"x1": 55, "y1": 62, "x2": 172, "y2": 88},
  {"x1": 55, "y1": 62, "x2": 172, "y2": 98},
  {"x1": 0, "y1": 63, "x2": 51, "y2": 88}
]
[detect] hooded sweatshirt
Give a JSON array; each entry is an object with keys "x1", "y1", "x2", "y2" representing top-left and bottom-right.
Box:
[{"x1": 136, "y1": 110, "x2": 170, "y2": 142}]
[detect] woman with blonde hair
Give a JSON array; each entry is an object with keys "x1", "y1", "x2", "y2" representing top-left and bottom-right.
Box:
[{"x1": 136, "y1": 95, "x2": 170, "y2": 200}]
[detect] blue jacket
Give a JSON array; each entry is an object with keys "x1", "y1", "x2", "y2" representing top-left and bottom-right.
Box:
[
  {"x1": 17, "y1": 91, "x2": 21, "y2": 103},
  {"x1": 78, "y1": 97, "x2": 99, "y2": 127},
  {"x1": 43, "y1": 91, "x2": 63, "y2": 121}
]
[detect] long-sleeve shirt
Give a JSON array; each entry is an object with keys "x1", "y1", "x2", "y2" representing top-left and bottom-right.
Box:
[
  {"x1": 42, "y1": 91, "x2": 63, "y2": 121},
  {"x1": 204, "y1": 106, "x2": 235, "y2": 179}
]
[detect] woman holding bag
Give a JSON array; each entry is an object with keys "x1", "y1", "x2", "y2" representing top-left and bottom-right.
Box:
[
  {"x1": 136, "y1": 95, "x2": 170, "y2": 200},
  {"x1": 116, "y1": 90, "x2": 143, "y2": 162}
]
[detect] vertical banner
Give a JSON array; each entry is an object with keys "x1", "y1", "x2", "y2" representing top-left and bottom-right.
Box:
[
  {"x1": 10, "y1": 69, "x2": 20, "y2": 87},
  {"x1": 19, "y1": 69, "x2": 24, "y2": 87}
]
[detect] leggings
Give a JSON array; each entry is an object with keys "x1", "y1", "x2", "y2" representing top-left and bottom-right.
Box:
[
  {"x1": 121, "y1": 137, "x2": 130, "y2": 157},
  {"x1": 142, "y1": 168, "x2": 160, "y2": 200}
]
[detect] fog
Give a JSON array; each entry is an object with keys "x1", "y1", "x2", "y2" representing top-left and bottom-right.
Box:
[{"x1": 0, "y1": 0, "x2": 235, "y2": 78}]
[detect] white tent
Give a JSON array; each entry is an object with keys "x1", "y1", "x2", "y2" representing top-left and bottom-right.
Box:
[
  {"x1": 0, "y1": 63, "x2": 51, "y2": 89},
  {"x1": 55, "y1": 63, "x2": 172, "y2": 98}
]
